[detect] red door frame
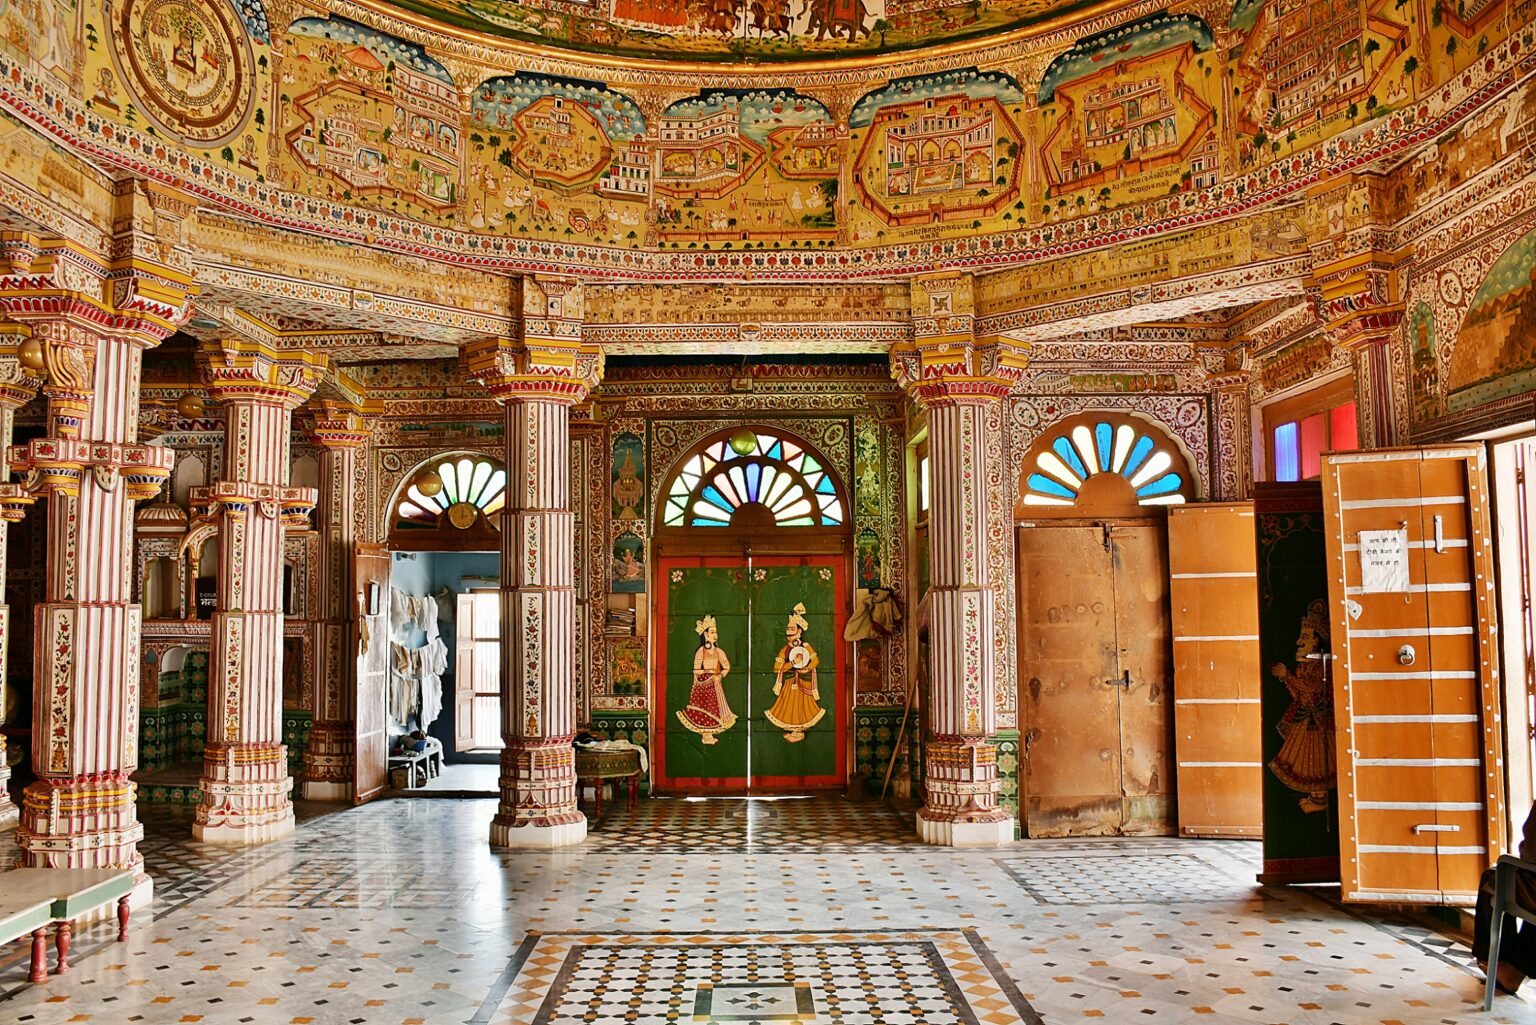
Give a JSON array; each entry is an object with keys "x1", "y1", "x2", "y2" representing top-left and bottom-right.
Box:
[{"x1": 652, "y1": 552, "x2": 848, "y2": 792}]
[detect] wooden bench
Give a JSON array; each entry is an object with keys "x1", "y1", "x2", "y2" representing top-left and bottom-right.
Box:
[
  {"x1": 0, "y1": 868, "x2": 135, "y2": 984},
  {"x1": 388, "y1": 737, "x2": 443, "y2": 788}
]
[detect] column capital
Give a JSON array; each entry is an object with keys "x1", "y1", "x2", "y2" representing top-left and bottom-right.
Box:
[
  {"x1": 199, "y1": 338, "x2": 328, "y2": 409},
  {"x1": 0, "y1": 232, "x2": 195, "y2": 347},
  {"x1": 462, "y1": 334, "x2": 603, "y2": 406},
  {"x1": 0, "y1": 327, "x2": 44, "y2": 411},
  {"x1": 303, "y1": 402, "x2": 376, "y2": 449},
  {"x1": 890, "y1": 341, "x2": 1028, "y2": 407}
]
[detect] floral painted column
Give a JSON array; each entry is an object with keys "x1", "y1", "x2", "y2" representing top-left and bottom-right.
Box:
[
  {"x1": 300, "y1": 403, "x2": 373, "y2": 801},
  {"x1": 1307, "y1": 247, "x2": 1409, "y2": 449},
  {"x1": 464, "y1": 277, "x2": 601, "y2": 848},
  {"x1": 0, "y1": 334, "x2": 40, "y2": 828},
  {"x1": 0, "y1": 223, "x2": 191, "y2": 900},
  {"x1": 192, "y1": 340, "x2": 325, "y2": 844},
  {"x1": 896, "y1": 273, "x2": 1027, "y2": 846}
]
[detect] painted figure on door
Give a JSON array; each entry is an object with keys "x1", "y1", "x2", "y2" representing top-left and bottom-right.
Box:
[
  {"x1": 766, "y1": 602, "x2": 824, "y2": 742},
  {"x1": 1268, "y1": 599, "x2": 1336, "y2": 814},
  {"x1": 676, "y1": 614, "x2": 736, "y2": 744}
]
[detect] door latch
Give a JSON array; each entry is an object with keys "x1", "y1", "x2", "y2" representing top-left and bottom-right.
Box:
[{"x1": 1106, "y1": 669, "x2": 1131, "y2": 689}]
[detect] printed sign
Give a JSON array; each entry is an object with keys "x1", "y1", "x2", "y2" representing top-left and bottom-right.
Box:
[{"x1": 1357, "y1": 528, "x2": 1411, "y2": 593}]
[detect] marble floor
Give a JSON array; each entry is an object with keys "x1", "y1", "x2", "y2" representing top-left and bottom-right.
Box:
[{"x1": 0, "y1": 795, "x2": 1530, "y2": 1024}]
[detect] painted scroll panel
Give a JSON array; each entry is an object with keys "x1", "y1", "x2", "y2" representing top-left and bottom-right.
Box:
[
  {"x1": 1254, "y1": 481, "x2": 1339, "y2": 883},
  {"x1": 1168, "y1": 503, "x2": 1262, "y2": 839}
]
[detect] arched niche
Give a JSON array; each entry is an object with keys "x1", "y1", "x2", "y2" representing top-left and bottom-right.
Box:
[
  {"x1": 387, "y1": 451, "x2": 506, "y2": 551},
  {"x1": 654, "y1": 425, "x2": 850, "y2": 552},
  {"x1": 1015, "y1": 411, "x2": 1197, "y2": 519}
]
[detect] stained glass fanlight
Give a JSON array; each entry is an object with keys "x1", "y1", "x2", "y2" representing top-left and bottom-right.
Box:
[
  {"x1": 663, "y1": 431, "x2": 844, "y2": 528},
  {"x1": 1023, "y1": 420, "x2": 1188, "y2": 507},
  {"x1": 395, "y1": 455, "x2": 508, "y2": 530}
]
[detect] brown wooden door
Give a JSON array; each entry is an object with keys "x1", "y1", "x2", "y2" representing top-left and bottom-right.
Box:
[
  {"x1": 1168, "y1": 503, "x2": 1264, "y2": 838},
  {"x1": 1322, "y1": 445, "x2": 1506, "y2": 904},
  {"x1": 1017, "y1": 523, "x2": 1174, "y2": 836},
  {"x1": 354, "y1": 543, "x2": 391, "y2": 805}
]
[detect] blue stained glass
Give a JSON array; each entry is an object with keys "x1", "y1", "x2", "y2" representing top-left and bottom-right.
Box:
[
  {"x1": 1095, "y1": 423, "x2": 1113, "y2": 472},
  {"x1": 1027, "y1": 473, "x2": 1076, "y2": 499},
  {"x1": 815, "y1": 475, "x2": 835, "y2": 494},
  {"x1": 1053, "y1": 437, "x2": 1087, "y2": 478},
  {"x1": 692, "y1": 516, "x2": 728, "y2": 527},
  {"x1": 1122, "y1": 436, "x2": 1155, "y2": 477},
  {"x1": 766, "y1": 440, "x2": 783, "y2": 460},
  {"x1": 1135, "y1": 473, "x2": 1183, "y2": 497},
  {"x1": 701, "y1": 486, "x2": 734, "y2": 513},
  {"x1": 745, "y1": 462, "x2": 761, "y2": 502}
]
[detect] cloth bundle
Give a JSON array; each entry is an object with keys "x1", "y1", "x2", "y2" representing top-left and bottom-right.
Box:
[{"x1": 844, "y1": 588, "x2": 903, "y2": 642}]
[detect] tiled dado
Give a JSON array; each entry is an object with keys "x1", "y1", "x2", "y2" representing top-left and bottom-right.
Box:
[
  {"x1": 135, "y1": 710, "x2": 313, "y2": 805},
  {"x1": 0, "y1": 798, "x2": 1528, "y2": 1025}
]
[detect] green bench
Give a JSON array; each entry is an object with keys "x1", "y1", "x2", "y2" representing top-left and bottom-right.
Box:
[{"x1": 0, "y1": 868, "x2": 135, "y2": 983}]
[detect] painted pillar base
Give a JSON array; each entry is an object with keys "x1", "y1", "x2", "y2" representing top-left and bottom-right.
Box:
[
  {"x1": 299, "y1": 725, "x2": 355, "y2": 802},
  {"x1": 192, "y1": 807, "x2": 296, "y2": 846},
  {"x1": 489, "y1": 814, "x2": 587, "y2": 849},
  {"x1": 300, "y1": 780, "x2": 353, "y2": 802},
  {"x1": 915, "y1": 809, "x2": 1014, "y2": 847},
  {"x1": 193, "y1": 743, "x2": 296, "y2": 846},
  {"x1": 18, "y1": 772, "x2": 146, "y2": 871}
]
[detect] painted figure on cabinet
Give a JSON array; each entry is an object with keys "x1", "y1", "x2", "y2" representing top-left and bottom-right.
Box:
[
  {"x1": 676, "y1": 614, "x2": 736, "y2": 744},
  {"x1": 766, "y1": 602, "x2": 824, "y2": 742},
  {"x1": 1268, "y1": 598, "x2": 1336, "y2": 814}
]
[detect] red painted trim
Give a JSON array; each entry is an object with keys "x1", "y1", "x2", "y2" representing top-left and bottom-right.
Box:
[{"x1": 652, "y1": 553, "x2": 848, "y2": 793}]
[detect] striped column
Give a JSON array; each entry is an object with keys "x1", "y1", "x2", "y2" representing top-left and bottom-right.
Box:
[
  {"x1": 0, "y1": 344, "x2": 38, "y2": 829},
  {"x1": 913, "y1": 382, "x2": 1015, "y2": 847},
  {"x1": 490, "y1": 394, "x2": 586, "y2": 847},
  {"x1": 16, "y1": 328, "x2": 172, "y2": 901},
  {"x1": 193, "y1": 344, "x2": 324, "y2": 844},
  {"x1": 301, "y1": 408, "x2": 372, "y2": 801},
  {"x1": 1346, "y1": 329, "x2": 1400, "y2": 449}
]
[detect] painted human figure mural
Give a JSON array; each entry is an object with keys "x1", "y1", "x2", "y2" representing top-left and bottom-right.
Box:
[
  {"x1": 676, "y1": 614, "x2": 737, "y2": 744},
  {"x1": 766, "y1": 602, "x2": 825, "y2": 741},
  {"x1": 1268, "y1": 599, "x2": 1336, "y2": 814}
]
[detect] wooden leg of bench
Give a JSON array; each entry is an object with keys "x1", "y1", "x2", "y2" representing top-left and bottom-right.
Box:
[
  {"x1": 29, "y1": 928, "x2": 47, "y2": 984},
  {"x1": 118, "y1": 895, "x2": 131, "y2": 942},
  {"x1": 55, "y1": 920, "x2": 71, "y2": 975},
  {"x1": 594, "y1": 780, "x2": 603, "y2": 819}
]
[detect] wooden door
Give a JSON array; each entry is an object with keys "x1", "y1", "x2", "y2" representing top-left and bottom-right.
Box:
[
  {"x1": 1018, "y1": 524, "x2": 1174, "y2": 837},
  {"x1": 353, "y1": 543, "x2": 391, "y2": 805},
  {"x1": 1168, "y1": 503, "x2": 1263, "y2": 838},
  {"x1": 453, "y1": 591, "x2": 501, "y2": 753},
  {"x1": 1112, "y1": 525, "x2": 1175, "y2": 833},
  {"x1": 1322, "y1": 445, "x2": 1506, "y2": 904}
]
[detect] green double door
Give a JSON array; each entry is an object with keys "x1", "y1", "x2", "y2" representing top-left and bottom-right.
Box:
[{"x1": 655, "y1": 554, "x2": 846, "y2": 790}]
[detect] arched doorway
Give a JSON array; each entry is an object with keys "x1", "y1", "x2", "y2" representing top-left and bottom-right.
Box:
[
  {"x1": 1014, "y1": 412, "x2": 1195, "y2": 837},
  {"x1": 652, "y1": 427, "x2": 852, "y2": 793}
]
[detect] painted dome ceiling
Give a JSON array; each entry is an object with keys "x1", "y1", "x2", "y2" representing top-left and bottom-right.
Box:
[{"x1": 363, "y1": 0, "x2": 1097, "y2": 63}]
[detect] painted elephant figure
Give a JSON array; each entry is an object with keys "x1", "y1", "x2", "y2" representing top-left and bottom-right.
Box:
[{"x1": 799, "y1": 0, "x2": 870, "y2": 41}]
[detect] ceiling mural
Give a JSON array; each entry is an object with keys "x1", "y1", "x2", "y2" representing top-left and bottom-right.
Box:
[
  {"x1": 364, "y1": 0, "x2": 1100, "y2": 63},
  {"x1": 0, "y1": 0, "x2": 1528, "y2": 277}
]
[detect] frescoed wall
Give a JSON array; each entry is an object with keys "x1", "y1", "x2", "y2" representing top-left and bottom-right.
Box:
[
  {"x1": 1447, "y1": 223, "x2": 1536, "y2": 410},
  {"x1": 10, "y1": 0, "x2": 1524, "y2": 271}
]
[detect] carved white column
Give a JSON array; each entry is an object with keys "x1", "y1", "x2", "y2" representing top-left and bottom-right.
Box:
[
  {"x1": 0, "y1": 336, "x2": 40, "y2": 828},
  {"x1": 300, "y1": 405, "x2": 372, "y2": 800},
  {"x1": 464, "y1": 277, "x2": 600, "y2": 848},
  {"x1": 0, "y1": 227, "x2": 190, "y2": 904},
  {"x1": 192, "y1": 340, "x2": 324, "y2": 844}
]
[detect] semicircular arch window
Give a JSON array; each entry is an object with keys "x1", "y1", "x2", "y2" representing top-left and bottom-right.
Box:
[
  {"x1": 394, "y1": 455, "x2": 507, "y2": 532},
  {"x1": 662, "y1": 431, "x2": 844, "y2": 528},
  {"x1": 1022, "y1": 420, "x2": 1189, "y2": 508}
]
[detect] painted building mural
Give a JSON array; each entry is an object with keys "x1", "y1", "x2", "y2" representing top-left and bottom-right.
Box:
[{"x1": 7, "y1": 0, "x2": 1520, "y2": 266}]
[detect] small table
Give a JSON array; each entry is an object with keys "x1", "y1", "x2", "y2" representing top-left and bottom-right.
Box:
[
  {"x1": 574, "y1": 747, "x2": 643, "y2": 817},
  {"x1": 0, "y1": 867, "x2": 134, "y2": 983}
]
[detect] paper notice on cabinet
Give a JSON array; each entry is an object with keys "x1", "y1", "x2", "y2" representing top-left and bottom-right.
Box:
[{"x1": 1358, "y1": 528, "x2": 1410, "y2": 593}]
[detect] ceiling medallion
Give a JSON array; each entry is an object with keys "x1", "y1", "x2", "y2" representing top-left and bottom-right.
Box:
[{"x1": 106, "y1": 0, "x2": 256, "y2": 147}]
